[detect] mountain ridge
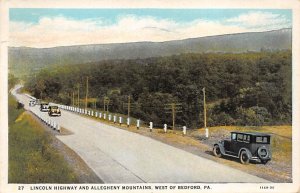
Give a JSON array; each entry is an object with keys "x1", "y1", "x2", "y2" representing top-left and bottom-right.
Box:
[
  {"x1": 10, "y1": 28, "x2": 292, "y2": 50},
  {"x1": 9, "y1": 28, "x2": 292, "y2": 76}
]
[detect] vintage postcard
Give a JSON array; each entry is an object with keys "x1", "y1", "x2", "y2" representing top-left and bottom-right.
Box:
[{"x1": 1, "y1": 0, "x2": 299, "y2": 193}]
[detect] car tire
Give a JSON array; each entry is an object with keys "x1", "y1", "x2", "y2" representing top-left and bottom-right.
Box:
[
  {"x1": 240, "y1": 151, "x2": 250, "y2": 164},
  {"x1": 213, "y1": 145, "x2": 222, "y2": 158},
  {"x1": 257, "y1": 146, "x2": 269, "y2": 160}
]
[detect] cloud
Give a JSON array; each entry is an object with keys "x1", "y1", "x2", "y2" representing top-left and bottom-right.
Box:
[
  {"x1": 226, "y1": 11, "x2": 291, "y2": 30},
  {"x1": 9, "y1": 12, "x2": 291, "y2": 48}
]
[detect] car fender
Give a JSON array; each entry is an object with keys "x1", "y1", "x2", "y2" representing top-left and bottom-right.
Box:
[
  {"x1": 214, "y1": 142, "x2": 225, "y2": 155},
  {"x1": 238, "y1": 148, "x2": 252, "y2": 158}
]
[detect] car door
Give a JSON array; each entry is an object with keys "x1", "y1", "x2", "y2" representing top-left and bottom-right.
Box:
[{"x1": 232, "y1": 133, "x2": 244, "y2": 155}]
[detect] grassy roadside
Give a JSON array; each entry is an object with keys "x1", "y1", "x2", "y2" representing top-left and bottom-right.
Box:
[
  {"x1": 82, "y1": 110, "x2": 292, "y2": 182},
  {"x1": 8, "y1": 95, "x2": 78, "y2": 183}
]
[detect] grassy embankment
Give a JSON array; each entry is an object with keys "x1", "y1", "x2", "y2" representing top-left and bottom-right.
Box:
[
  {"x1": 8, "y1": 95, "x2": 78, "y2": 183},
  {"x1": 86, "y1": 111, "x2": 292, "y2": 182}
]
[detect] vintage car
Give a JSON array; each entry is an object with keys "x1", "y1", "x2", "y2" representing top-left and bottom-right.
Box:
[
  {"x1": 48, "y1": 106, "x2": 61, "y2": 116},
  {"x1": 40, "y1": 102, "x2": 49, "y2": 112},
  {"x1": 29, "y1": 100, "x2": 36, "y2": 107},
  {"x1": 213, "y1": 131, "x2": 272, "y2": 164}
]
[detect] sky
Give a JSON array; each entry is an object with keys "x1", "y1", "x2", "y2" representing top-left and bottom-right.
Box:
[{"x1": 9, "y1": 9, "x2": 292, "y2": 48}]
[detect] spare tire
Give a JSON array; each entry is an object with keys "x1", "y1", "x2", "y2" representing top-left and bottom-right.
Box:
[{"x1": 257, "y1": 146, "x2": 269, "y2": 160}]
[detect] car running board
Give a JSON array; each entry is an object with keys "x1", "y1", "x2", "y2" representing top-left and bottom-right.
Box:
[{"x1": 223, "y1": 152, "x2": 239, "y2": 158}]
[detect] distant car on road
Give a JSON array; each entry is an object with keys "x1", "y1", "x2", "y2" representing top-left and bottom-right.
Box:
[
  {"x1": 213, "y1": 131, "x2": 272, "y2": 164},
  {"x1": 29, "y1": 100, "x2": 36, "y2": 106},
  {"x1": 40, "y1": 103, "x2": 49, "y2": 112},
  {"x1": 48, "y1": 106, "x2": 61, "y2": 116}
]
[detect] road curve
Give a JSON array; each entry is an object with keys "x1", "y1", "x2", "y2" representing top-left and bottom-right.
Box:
[{"x1": 12, "y1": 85, "x2": 269, "y2": 183}]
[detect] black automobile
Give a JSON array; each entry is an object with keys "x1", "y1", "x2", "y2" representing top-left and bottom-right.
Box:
[
  {"x1": 213, "y1": 131, "x2": 272, "y2": 164},
  {"x1": 40, "y1": 103, "x2": 49, "y2": 112},
  {"x1": 48, "y1": 106, "x2": 61, "y2": 116}
]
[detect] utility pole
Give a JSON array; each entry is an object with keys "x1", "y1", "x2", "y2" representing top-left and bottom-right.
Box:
[
  {"x1": 128, "y1": 95, "x2": 130, "y2": 119},
  {"x1": 103, "y1": 97, "x2": 110, "y2": 112},
  {"x1": 164, "y1": 103, "x2": 182, "y2": 130},
  {"x1": 123, "y1": 98, "x2": 138, "y2": 118},
  {"x1": 202, "y1": 87, "x2": 207, "y2": 128},
  {"x1": 103, "y1": 97, "x2": 106, "y2": 111},
  {"x1": 172, "y1": 103, "x2": 175, "y2": 130},
  {"x1": 77, "y1": 84, "x2": 80, "y2": 108},
  {"x1": 72, "y1": 91, "x2": 75, "y2": 106},
  {"x1": 85, "y1": 77, "x2": 89, "y2": 109},
  {"x1": 203, "y1": 87, "x2": 209, "y2": 138}
]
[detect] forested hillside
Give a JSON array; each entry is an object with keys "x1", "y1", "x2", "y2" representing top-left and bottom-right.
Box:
[{"x1": 25, "y1": 50, "x2": 292, "y2": 128}]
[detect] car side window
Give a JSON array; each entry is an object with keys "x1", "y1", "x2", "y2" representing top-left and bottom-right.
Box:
[
  {"x1": 237, "y1": 134, "x2": 243, "y2": 142},
  {"x1": 256, "y1": 136, "x2": 268, "y2": 143},
  {"x1": 243, "y1": 135, "x2": 250, "y2": 143}
]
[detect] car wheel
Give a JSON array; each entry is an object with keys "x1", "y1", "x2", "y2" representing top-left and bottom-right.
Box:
[
  {"x1": 213, "y1": 145, "x2": 222, "y2": 158},
  {"x1": 240, "y1": 151, "x2": 250, "y2": 164}
]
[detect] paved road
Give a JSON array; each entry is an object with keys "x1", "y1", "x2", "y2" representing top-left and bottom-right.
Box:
[{"x1": 12, "y1": 85, "x2": 269, "y2": 183}]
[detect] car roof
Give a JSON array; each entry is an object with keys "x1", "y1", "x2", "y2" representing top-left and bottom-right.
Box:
[{"x1": 231, "y1": 131, "x2": 271, "y2": 137}]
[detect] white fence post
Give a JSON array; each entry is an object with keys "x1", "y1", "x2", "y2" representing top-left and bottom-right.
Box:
[
  {"x1": 99, "y1": 112, "x2": 102, "y2": 118},
  {"x1": 183, "y1": 126, "x2": 187, "y2": 135},
  {"x1": 119, "y1": 117, "x2": 122, "y2": 125},
  {"x1": 137, "y1": 119, "x2": 140, "y2": 129},
  {"x1": 104, "y1": 113, "x2": 106, "y2": 119},
  {"x1": 149, "y1": 122, "x2": 153, "y2": 132},
  {"x1": 108, "y1": 114, "x2": 111, "y2": 121},
  {"x1": 113, "y1": 115, "x2": 116, "y2": 123},
  {"x1": 95, "y1": 112, "x2": 98, "y2": 117},
  {"x1": 91, "y1": 111, "x2": 94, "y2": 116},
  {"x1": 164, "y1": 124, "x2": 167, "y2": 133},
  {"x1": 57, "y1": 124, "x2": 61, "y2": 133},
  {"x1": 127, "y1": 118, "x2": 130, "y2": 127}
]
